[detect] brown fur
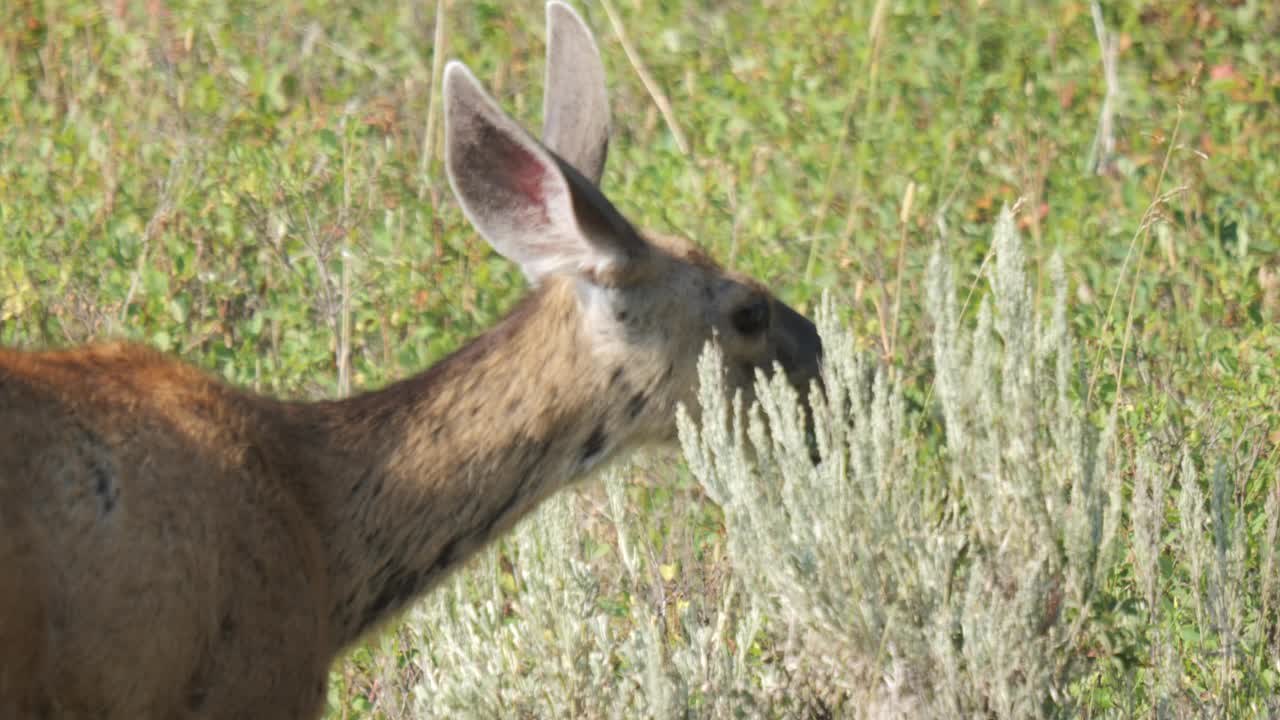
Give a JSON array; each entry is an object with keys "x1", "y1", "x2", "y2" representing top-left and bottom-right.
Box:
[{"x1": 0, "y1": 4, "x2": 821, "y2": 717}]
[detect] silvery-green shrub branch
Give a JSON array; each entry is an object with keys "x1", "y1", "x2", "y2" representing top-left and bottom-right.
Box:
[
  {"x1": 404, "y1": 469, "x2": 784, "y2": 719},
  {"x1": 678, "y1": 207, "x2": 1123, "y2": 717},
  {"x1": 1133, "y1": 431, "x2": 1278, "y2": 717}
]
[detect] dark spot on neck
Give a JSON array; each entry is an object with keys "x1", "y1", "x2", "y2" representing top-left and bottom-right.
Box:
[
  {"x1": 627, "y1": 391, "x2": 647, "y2": 420},
  {"x1": 92, "y1": 460, "x2": 117, "y2": 516},
  {"x1": 347, "y1": 471, "x2": 369, "y2": 499},
  {"x1": 610, "y1": 366, "x2": 625, "y2": 386},
  {"x1": 432, "y1": 537, "x2": 461, "y2": 574},
  {"x1": 580, "y1": 424, "x2": 608, "y2": 464}
]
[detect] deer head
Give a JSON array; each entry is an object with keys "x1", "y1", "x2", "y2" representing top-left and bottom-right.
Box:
[{"x1": 444, "y1": 2, "x2": 822, "y2": 446}]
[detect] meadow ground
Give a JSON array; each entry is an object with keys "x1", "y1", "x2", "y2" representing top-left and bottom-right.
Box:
[{"x1": 2, "y1": 1, "x2": 1277, "y2": 717}]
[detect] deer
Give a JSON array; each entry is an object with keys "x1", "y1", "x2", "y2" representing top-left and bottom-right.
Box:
[{"x1": 0, "y1": 3, "x2": 821, "y2": 718}]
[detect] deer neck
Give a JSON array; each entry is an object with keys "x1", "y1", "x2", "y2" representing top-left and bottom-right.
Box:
[{"x1": 299, "y1": 279, "x2": 635, "y2": 649}]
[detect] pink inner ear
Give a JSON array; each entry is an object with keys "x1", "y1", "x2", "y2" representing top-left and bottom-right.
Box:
[{"x1": 487, "y1": 124, "x2": 549, "y2": 209}]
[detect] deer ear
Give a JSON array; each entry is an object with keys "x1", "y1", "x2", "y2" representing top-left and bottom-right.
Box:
[
  {"x1": 543, "y1": 1, "x2": 610, "y2": 185},
  {"x1": 444, "y1": 62, "x2": 644, "y2": 285}
]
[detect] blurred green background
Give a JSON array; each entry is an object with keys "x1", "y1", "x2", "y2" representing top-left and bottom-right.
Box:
[{"x1": 2, "y1": 0, "x2": 1277, "y2": 716}]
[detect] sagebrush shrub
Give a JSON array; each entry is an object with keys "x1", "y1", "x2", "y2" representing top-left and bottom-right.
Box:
[
  {"x1": 678, "y1": 208, "x2": 1123, "y2": 718},
  {"x1": 375, "y1": 208, "x2": 1276, "y2": 719}
]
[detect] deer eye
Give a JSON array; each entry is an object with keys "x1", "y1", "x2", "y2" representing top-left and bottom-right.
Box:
[{"x1": 731, "y1": 299, "x2": 770, "y2": 336}]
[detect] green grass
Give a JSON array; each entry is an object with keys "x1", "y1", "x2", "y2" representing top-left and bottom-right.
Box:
[{"x1": 3, "y1": 0, "x2": 1278, "y2": 717}]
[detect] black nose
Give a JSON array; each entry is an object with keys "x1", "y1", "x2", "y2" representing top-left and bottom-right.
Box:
[{"x1": 774, "y1": 300, "x2": 823, "y2": 389}]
